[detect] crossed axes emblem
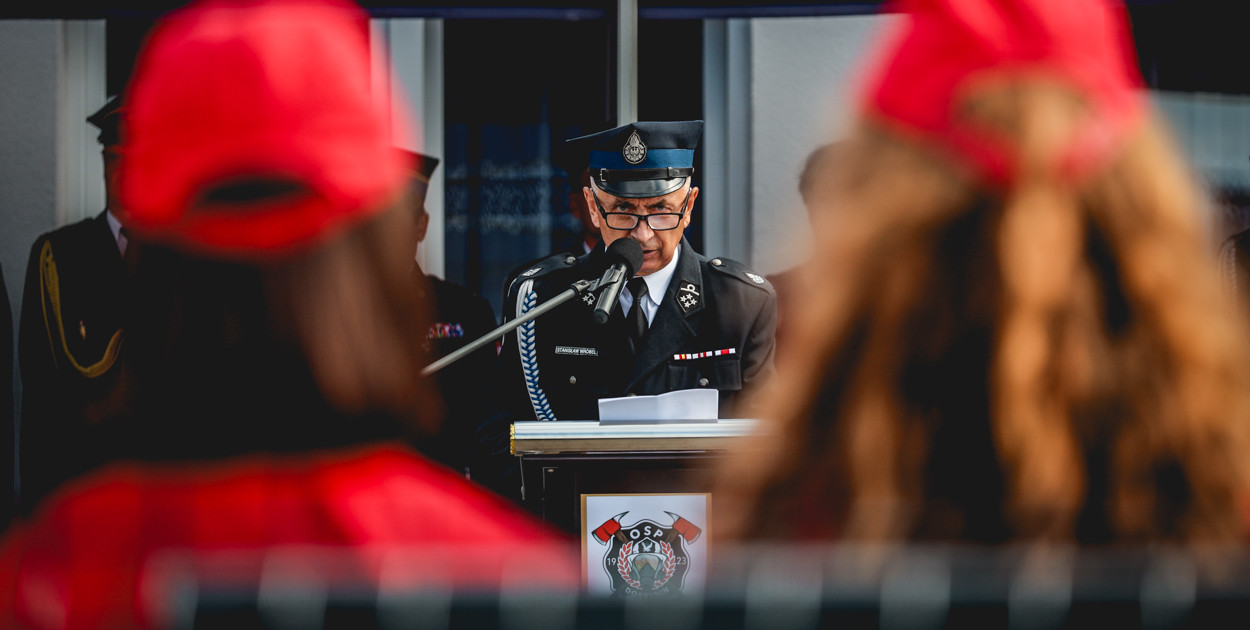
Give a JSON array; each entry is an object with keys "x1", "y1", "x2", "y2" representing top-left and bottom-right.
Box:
[{"x1": 591, "y1": 511, "x2": 703, "y2": 545}]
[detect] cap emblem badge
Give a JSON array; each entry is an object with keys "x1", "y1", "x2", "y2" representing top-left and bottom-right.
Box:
[{"x1": 622, "y1": 130, "x2": 647, "y2": 165}]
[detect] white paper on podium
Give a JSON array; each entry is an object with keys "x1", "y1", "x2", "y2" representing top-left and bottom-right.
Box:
[{"x1": 597, "y1": 388, "x2": 719, "y2": 424}]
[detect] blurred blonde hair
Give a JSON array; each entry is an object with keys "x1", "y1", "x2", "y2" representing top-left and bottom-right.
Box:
[
  {"x1": 719, "y1": 81, "x2": 1250, "y2": 545},
  {"x1": 118, "y1": 195, "x2": 442, "y2": 460}
]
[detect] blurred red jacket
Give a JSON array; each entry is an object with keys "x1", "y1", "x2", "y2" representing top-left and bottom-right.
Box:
[{"x1": 0, "y1": 444, "x2": 576, "y2": 629}]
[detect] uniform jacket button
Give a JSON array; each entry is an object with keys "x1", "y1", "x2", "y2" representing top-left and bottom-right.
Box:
[
  {"x1": 698, "y1": 378, "x2": 709, "y2": 387},
  {"x1": 569, "y1": 375, "x2": 577, "y2": 385},
  {"x1": 711, "y1": 258, "x2": 723, "y2": 267},
  {"x1": 565, "y1": 256, "x2": 577, "y2": 265}
]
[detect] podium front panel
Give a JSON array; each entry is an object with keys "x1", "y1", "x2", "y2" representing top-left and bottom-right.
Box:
[{"x1": 510, "y1": 420, "x2": 757, "y2": 535}]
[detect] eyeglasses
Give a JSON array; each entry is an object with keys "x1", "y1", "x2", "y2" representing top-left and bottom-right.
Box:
[{"x1": 592, "y1": 187, "x2": 691, "y2": 232}]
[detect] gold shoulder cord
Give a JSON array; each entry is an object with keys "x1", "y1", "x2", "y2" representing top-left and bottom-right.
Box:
[{"x1": 39, "y1": 240, "x2": 125, "y2": 378}]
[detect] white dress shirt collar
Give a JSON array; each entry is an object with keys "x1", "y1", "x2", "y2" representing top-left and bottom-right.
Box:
[
  {"x1": 105, "y1": 210, "x2": 127, "y2": 257},
  {"x1": 619, "y1": 244, "x2": 681, "y2": 326}
]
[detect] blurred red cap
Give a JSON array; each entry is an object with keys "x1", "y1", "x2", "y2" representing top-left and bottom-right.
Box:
[
  {"x1": 119, "y1": 0, "x2": 413, "y2": 257},
  {"x1": 862, "y1": 0, "x2": 1144, "y2": 185}
]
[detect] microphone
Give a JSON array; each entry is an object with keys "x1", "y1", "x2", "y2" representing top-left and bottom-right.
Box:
[{"x1": 592, "y1": 238, "x2": 644, "y2": 325}]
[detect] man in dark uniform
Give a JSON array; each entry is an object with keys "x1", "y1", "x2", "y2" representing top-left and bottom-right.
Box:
[
  {"x1": 553, "y1": 142, "x2": 601, "y2": 257},
  {"x1": 405, "y1": 151, "x2": 498, "y2": 476},
  {"x1": 17, "y1": 96, "x2": 132, "y2": 514},
  {"x1": 477, "y1": 120, "x2": 776, "y2": 494}
]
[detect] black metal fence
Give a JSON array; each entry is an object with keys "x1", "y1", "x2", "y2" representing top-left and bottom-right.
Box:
[{"x1": 156, "y1": 545, "x2": 1250, "y2": 629}]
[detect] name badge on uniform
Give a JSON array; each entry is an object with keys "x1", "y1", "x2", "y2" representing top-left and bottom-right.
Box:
[
  {"x1": 427, "y1": 322, "x2": 465, "y2": 340},
  {"x1": 672, "y1": 348, "x2": 736, "y2": 361},
  {"x1": 556, "y1": 345, "x2": 599, "y2": 357}
]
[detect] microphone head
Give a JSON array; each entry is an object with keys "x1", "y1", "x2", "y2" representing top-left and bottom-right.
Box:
[{"x1": 605, "y1": 238, "x2": 645, "y2": 277}]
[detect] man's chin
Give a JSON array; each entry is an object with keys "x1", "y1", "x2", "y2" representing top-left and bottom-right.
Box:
[
  {"x1": 636, "y1": 261, "x2": 663, "y2": 276},
  {"x1": 637, "y1": 250, "x2": 663, "y2": 275}
]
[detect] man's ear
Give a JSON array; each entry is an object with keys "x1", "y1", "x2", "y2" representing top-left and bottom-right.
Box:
[
  {"x1": 415, "y1": 209, "x2": 430, "y2": 243},
  {"x1": 682, "y1": 186, "x2": 699, "y2": 228},
  {"x1": 584, "y1": 187, "x2": 602, "y2": 230}
]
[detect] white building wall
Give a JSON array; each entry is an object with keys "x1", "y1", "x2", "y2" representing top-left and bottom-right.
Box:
[
  {"x1": 707, "y1": 14, "x2": 1250, "y2": 273},
  {"x1": 381, "y1": 18, "x2": 445, "y2": 278},
  {"x1": 1, "y1": 21, "x2": 65, "y2": 413},
  {"x1": 748, "y1": 14, "x2": 896, "y2": 274},
  {"x1": 1153, "y1": 91, "x2": 1250, "y2": 193},
  {"x1": 704, "y1": 14, "x2": 898, "y2": 274}
]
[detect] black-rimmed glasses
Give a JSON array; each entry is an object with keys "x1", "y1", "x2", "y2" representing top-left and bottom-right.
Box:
[{"x1": 592, "y1": 187, "x2": 691, "y2": 231}]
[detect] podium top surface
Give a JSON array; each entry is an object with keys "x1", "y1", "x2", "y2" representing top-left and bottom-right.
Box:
[{"x1": 510, "y1": 419, "x2": 760, "y2": 455}]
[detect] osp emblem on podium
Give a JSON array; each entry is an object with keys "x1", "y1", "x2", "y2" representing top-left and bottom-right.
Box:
[{"x1": 582, "y1": 494, "x2": 708, "y2": 596}]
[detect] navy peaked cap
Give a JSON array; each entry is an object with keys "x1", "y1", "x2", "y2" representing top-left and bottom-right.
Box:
[
  {"x1": 398, "y1": 149, "x2": 440, "y2": 182},
  {"x1": 87, "y1": 95, "x2": 124, "y2": 147},
  {"x1": 569, "y1": 120, "x2": 702, "y2": 198}
]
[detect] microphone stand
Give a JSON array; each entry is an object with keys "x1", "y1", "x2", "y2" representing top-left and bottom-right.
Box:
[{"x1": 421, "y1": 278, "x2": 598, "y2": 376}]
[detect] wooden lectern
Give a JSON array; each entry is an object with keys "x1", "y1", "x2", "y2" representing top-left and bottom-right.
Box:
[{"x1": 509, "y1": 419, "x2": 758, "y2": 535}]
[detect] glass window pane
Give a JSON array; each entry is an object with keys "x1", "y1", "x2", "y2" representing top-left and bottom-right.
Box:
[{"x1": 444, "y1": 18, "x2": 612, "y2": 314}]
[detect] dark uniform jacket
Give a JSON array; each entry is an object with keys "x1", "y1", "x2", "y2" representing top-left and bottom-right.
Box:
[
  {"x1": 500, "y1": 240, "x2": 599, "y2": 312},
  {"x1": 17, "y1": 211, "x2": 129, "y2": 514},
  {"x1": 475, "y1": 238, "x2": 776, "y2": 498},
  {"x1": 499, "y1": 237, "x2": 775, "y2": 421},
  {"x1": 415, "y1": 269, "x2": 498, "y2": 474},
  {"x1": 486, "y1": 235, "x2": 774, "y2": 420}
]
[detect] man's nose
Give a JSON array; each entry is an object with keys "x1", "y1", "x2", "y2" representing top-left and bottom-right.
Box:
[{"x1": 630, "y1": 220, "x2": 654, "y2": 242}]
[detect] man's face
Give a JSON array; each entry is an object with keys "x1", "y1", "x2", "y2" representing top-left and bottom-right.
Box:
[
  {"x1": 568, "y1": 171, "x2": 599, "y2": 246},
  {"x1": 409, "y1": 182, "x2": 430, "y2": 263},
  {"x1": 585, "y1": 182, "x2": 697, "y2": 276},
  {"x1": 103, "y1": 147, "x2": 123, "y2": 213}
]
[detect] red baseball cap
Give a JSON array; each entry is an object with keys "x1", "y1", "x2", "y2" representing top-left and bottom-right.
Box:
[
  {"x1": 862, "y1": 0, "x2": 1144, "y2": 186},
  {"x1": 118, "y1": 0, "x2": 414, "y2": 258}
]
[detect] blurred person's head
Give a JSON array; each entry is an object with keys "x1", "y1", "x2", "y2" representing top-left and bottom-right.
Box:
[
  {"x1": 574, "y1": 121, "x2": 702, "y2": 276},
  {"x1": 797, "y1": 141, "x2": 845, "y2": 236},
  {"x1": 797, "y1": 142, "x2": 841, "y2": 210},
  {"x1": 400, "y1": 149, "x2": 440, "y2": 260},
  {"x1": 569, "y1": 168, "x2": 597, "y2": 250},
  {"x1": 87, "y1": 96, "x2": 125, "y2": 216},
  {"x1": 718, "y1": 0, "x2": 1250, "y2": 547},
  {"x1": 557, "y1": 136, "x2": 600, "y2": 252},
  {"x1": 114, "y1": 0, "x2": 439, "y2": 458}
]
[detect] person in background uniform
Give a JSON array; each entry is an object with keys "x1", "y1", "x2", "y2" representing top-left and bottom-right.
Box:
[
  {"x1": 555, "y1": 140, "x2": 601, "y2": 257},
  {"x1": 716, "y1": 0, "x2": 1250, "y2": 549},
  {"x1": 16, "y1": 95, "x2": 132, "y2": 516},
  {"x1": 500, "y1": 140, "x2": 602, "y2": 302},
  {"x1": 1, "y1": 1, "x2": 573, "y2": 626},
  {"x1": 1, "y1": 263, "x2": 12, "y2": 532},
  {"x1": 479, "y1": 120, "x2": 777, "y2": 498},
  {"x1": 767, "y1": 141, "x2": 842, "y2": 355},
  {"x1": 404, "y1": 150, "x2": 498, "y2": 475}
]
